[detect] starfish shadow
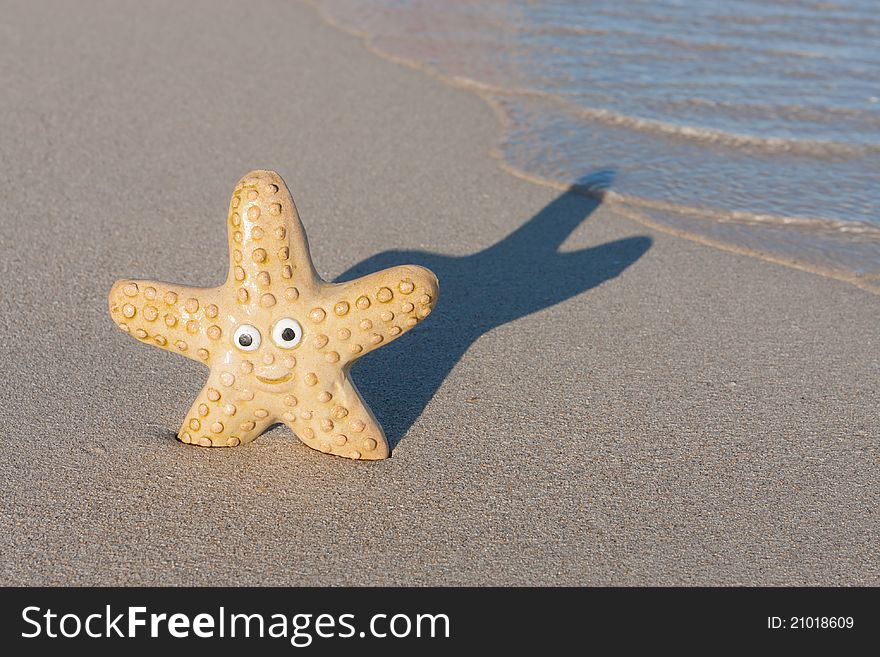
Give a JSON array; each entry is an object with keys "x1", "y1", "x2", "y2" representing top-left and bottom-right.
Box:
[{"x1": 336, "y1": 177, "x2": 652, "y2": 450}]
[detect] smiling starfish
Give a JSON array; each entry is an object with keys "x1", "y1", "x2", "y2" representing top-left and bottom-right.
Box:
[{"x1": 108, "y1": 170, "x2": 438, "y2": 460}]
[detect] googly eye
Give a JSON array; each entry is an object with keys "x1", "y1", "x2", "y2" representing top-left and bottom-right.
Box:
[
  {"x1": 233, "y1": 324, "x2": 261, "y2": 351},
  {"x1": 272, "y1": 318, "x2": 303, "y2": 349}
]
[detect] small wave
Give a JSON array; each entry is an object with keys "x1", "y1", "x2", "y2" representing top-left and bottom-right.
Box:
[
  {"x1": 515, "y1": 25, "x2": 609, "y2": 38},
  {"x1": 594, "y1": 191, "x2": 880, "y2": 240},
  {"x1": 634, "y1": 34, "x2": 832, "y2": 60},
  {"x1": 565, "y1": 164, "x2": 880, "y2": 239},
  {"x1": 658, "y1": 97, "x2": 880, "y2": 125},
  {"x1": 717, "y1": 9, "x2": 880, "y2": 29},
  {"x1": 509, "y1": 21, "x2": 838, "y2": 61},
  {"x1": 490, "y1": 93, "x2": 879, "y2": 158},
  {"x1": 551, "y1": 101, "x2": 879, "y2": 158}
]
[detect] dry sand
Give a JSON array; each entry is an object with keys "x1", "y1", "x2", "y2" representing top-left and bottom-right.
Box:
[{"x1": 0, "y1": 0, "x2": 877, "y2": 585}]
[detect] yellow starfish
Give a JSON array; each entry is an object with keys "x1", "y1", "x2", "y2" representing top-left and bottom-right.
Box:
[{"x1": 108, "y1": 170, "x2": 438, "y2": 460}]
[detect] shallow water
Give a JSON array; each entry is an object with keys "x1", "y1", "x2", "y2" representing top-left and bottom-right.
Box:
[{"x1": 318, "y1": 0, "x2": 880, "y2": 287}]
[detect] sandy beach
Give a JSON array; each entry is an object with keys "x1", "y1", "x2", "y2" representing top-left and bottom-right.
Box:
[{"x1": 0, "y1": 0, "x2": 877, "y2": 585}]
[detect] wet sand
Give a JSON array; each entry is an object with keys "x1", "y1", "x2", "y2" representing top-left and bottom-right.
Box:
[{"x1": 0, "y1": 0, "x2": 877, "y2": 585}]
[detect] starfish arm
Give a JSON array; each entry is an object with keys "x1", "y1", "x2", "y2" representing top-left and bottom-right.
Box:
[
  {"x1": 108, "y1": 279, "x2": 228, "y2": 365},
  {"x1": 177, "y1": 373, "x2": 277, "y2": 447},
  {"x1": 307, "y1": 265, "x2": 438, "y2": 367},
  {"x1": 280, "y1": 373, "x2": 389, "y2": 460},
  {"x1": 224, "y1": 170, "x2": 322, "y2": 310}
]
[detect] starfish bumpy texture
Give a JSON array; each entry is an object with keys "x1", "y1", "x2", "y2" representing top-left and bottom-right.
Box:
[{"x1": 109, "y1": 170, "x2": 438, "y2": 460}]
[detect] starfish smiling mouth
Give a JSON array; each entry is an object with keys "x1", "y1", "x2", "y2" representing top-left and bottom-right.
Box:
[{"x1": 256, "y1": 372, "x2": 293, "y2": 385}]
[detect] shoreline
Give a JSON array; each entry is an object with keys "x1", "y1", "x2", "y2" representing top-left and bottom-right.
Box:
[
  {"x1": 1, "y1": 0, "x2": 877, "y2": 585},
  {"x1": 308, "y1": 0, "x2": 880, "y2": 296}
]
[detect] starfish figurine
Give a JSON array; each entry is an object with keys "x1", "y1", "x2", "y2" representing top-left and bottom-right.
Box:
[{"x1": 108, "y1": 170, "x2": 438, "y2": 460}]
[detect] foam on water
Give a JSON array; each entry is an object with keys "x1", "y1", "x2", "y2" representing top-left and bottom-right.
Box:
[{"x1": 315, "y1": 0, "x2": 880, "y2": 290}]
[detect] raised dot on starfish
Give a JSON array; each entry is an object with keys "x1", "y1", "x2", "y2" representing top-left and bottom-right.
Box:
[{"x1": 108, "y1": 169, "x2": 438, "y2": 460}]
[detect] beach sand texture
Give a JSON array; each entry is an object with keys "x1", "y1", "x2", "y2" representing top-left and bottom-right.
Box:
[{"x1": 0, "y1": 0, "x2": 877, "y2": 585}]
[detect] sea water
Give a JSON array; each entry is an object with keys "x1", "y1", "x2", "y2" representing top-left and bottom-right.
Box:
[{"x1": 317, "y1": 0, "x2": 880, "y2": 289}]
